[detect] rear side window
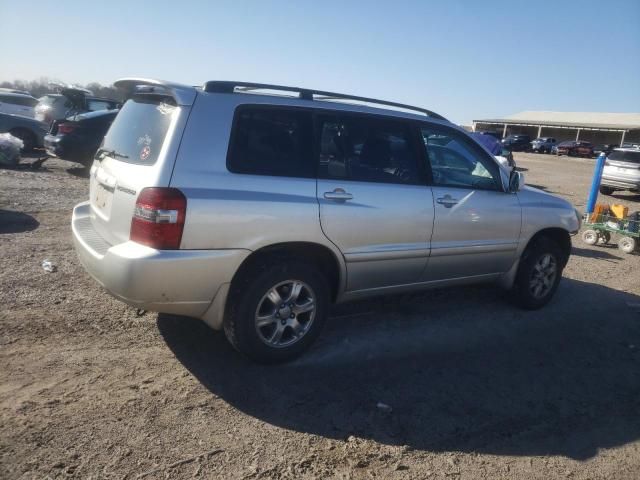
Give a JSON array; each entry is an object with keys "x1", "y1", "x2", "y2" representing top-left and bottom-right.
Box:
[
  {"x1": 98, "y1": 97, "x2": 176, "y2": 165},
  {"x1": 227, "y1": 107, "x2": 313, "y2": 177},
  {"x1": 317, "y1": 114, "x2": 420, "y2": 184},
  {"x1": 0, "y1": 95, "x2": 36, "y2": 107},
  {"x1": 608, "y1": 150, "x2": 640, "y2": 164},
  {"x1": 87, "y1": 99, "x2": 115, "y2": 111}
]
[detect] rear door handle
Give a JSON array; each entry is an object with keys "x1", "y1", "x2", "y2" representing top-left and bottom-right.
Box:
[
  {"x1": 436, "y1": 195, "x2": 458, "y2": 208},
  {"x1": 324, "y1": 189, "x2": 353, "y2": 201}
]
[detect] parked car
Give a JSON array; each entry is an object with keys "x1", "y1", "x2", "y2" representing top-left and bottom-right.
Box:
[
  {"x1": 45, "y1": 109, "x2": 118, "y2": 165},
  {"x1": 0, "y1": 112, "x2": 48, "y2": 150},
  {"x1": 530, "y1": 137, "x2": 557, "y2": 154},
  {"x1": 0, "y1": 92, "x2": 39, "y2": 118},
  {"x1": 477, "y1": 131, "x2": 502, "y2": 140},
  {"x1": 470, "y1": 131, "x2": 515, "y2": 168},
  {"x1": 556, "y1": 140, "x2": 594, "y2": 157},
  {"x1": 35, "y1": 88, "x2": 120, "y2": 124},
  {"x1": 502, "y1": 134, "x2": 531, "y2": 152},
  {"x1": 0, "y1": 87, "x2": 31, "y2": 95},
  {"x1": 593, "y1": 144, "x2": 618, "y2": 157},
  {"x1": 599, "y1": 147, "x2": 640, "y2": 195},
  {"x1": 72, "y1": 78, "x2": 580, "y2": 363}
]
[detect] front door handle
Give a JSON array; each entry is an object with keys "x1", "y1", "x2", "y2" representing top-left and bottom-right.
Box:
[
  {"x1": 324, "y1": 188, "x2": 353, "y2": 202},
  {"x1": 436, "y1": 195, "x2": 458, "y2": 208}
]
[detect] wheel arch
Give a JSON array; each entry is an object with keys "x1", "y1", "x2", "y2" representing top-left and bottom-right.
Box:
[
  {"x1": 526, "y1": 227, "x2": 572, "y2": 268},
  {"x1": 499, "y1": 227, "x2": 572, "y2": 290},
  {"x1": 8, "y1": 126, "x2": 38, "y2": 150},
  {"x1": 228, "y1": 241, "x2": 346, "y2": 303}
]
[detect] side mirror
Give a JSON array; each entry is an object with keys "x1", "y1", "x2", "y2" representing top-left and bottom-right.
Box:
[{"x1": 509, "y1": 170, "x2": 524, "y2": 193}]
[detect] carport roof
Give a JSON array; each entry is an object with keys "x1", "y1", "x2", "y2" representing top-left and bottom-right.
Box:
[{"x1": 473, "y1": 111, "x2": 640, "y2": 131}]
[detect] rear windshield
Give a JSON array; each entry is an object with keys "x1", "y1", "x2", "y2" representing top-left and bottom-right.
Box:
[
  {"x1": 98, "y1": 97, "x2": 176, "y2": 165},
  {"x1": 608, "y1": 150, "x2": 640, "y2": 164}
]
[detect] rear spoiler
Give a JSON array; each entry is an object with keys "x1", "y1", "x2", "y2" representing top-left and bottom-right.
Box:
[{"x1": 114, "y1": 78, "x2": 197, "y2": 106}]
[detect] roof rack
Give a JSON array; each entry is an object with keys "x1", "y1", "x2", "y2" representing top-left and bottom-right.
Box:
[{"x1": 203, "y1": 81, "x2": 447, "y2": 121}]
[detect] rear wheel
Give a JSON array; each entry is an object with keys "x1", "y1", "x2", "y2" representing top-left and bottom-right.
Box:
[
  {"x1": 8, "y1": 128, "x2": 36, "y2": 151},
  {"x1": 599, "y1": 186, "x2": 614, "y2": 195},
  {"x1": 224, "y1": 259, "x2": 329, "y2": 363},
  {"x1": 512, "y1": 237, "x2": 564, "y2": 309},
  {"x1": 618, "y1": 236, "x2": 637, "y2": 254}
]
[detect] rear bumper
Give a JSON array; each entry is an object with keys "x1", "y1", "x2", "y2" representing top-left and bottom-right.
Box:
[
  {"x1": 71, "y1": 201, "x2": 250, "y2": 326},
  {"x1": 44, "y1": 135, "x2": 84, "y2": 162}
]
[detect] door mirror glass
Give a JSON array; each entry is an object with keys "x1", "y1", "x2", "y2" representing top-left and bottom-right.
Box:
[{"x1": 509, "y1": 170, "x2": 524, "y2": 192}]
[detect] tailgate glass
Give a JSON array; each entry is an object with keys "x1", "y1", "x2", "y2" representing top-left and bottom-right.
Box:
[{"x1": 97, "y1": 97, "x2": 176, "y2": 166}]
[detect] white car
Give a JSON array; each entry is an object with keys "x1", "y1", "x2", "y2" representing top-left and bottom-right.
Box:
[{"x1": 0, "y1": 92, "x2": 39, "y2": 118}]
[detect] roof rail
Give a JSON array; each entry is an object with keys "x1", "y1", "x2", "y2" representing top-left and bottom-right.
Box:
[
  {"x1": 203, "y1": 81, "x2": 447, "y2": 121},
  {"x1": 114, "y1": 78, "x2": 197, "y2": 106}
]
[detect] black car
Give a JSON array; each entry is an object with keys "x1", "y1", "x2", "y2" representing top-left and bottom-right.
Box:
[
  {"x1": 44, "y1": 109, "x2": 118, "y2": 164},
  {"x1": 502, "y1": 134, "x2": 531, "y2": 152},
  {"x1": 593, "y1": 144, "x2": 618, "y2": 157}
]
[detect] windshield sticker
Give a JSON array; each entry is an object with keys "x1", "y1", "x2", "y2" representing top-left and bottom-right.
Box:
[
  {"x1": 139, "y1": 145, "x2": 151, "y2": 161},
  {"x1": 137, "y1": 134, "x2": 152, "y2": 146},
  {"x1": 157, "y1": 102, "x2": 175, "y2": 115}
]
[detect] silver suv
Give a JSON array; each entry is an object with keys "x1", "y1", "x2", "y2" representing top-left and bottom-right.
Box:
[
  {"x1": 599, "y1": 147, "x2": 640, "y2": 195},
  {"x1": 72, "y1": 78, "x2": 580, "y2": 363}
]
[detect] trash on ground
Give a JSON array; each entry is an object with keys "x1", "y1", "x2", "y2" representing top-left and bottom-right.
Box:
[
  {"x1": 376, "y1": 402, "x2": 393, "y2": 413},
  {"x1": 0, "y1": 133, "x2": 23, "y2": 168},
  {"x1": 41, "y1": 260, "x2": 57, "y2": 273}
]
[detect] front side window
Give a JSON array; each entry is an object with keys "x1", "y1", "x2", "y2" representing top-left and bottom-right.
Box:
[
  {"x1": 422, "y1": 126, "x2": 501, "y2": 190},
  {"x1": 317, "y1": 115, "x2": 420, "y2": 184},
  {"x1": 227, "y1": 107, "x2": 313, "y2": 177}
]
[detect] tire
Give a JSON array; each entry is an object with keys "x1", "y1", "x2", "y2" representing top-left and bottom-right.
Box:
[
  {"x1": 618, "y1": 236, "x2": 637, "y2": 254},
  {"x1": 224, "y1": 259, "x2": 330, "y2": 363},
  {"x1": 9, "y1": 128, "x2": 36, "y2": 152},
  {"x1": 599, "y1": 186, "x2": 614, "y2": 195},
  {"x1": 581, "y1": 229, "x2": 598, "y2": 245},
  {"x1": 512, "y1": 237, "x2": 564, "y2": 310},
  {"x1": 599, "y1": 231, "x2": 611, "y2": 244}
]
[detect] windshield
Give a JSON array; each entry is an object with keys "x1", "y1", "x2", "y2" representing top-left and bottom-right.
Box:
[
  {"x1": 608, "y1": 150, "x2": 640, "y2": 164},
  {"x1": 98, "y1": 97, "x2": 177, "y2": 165}
]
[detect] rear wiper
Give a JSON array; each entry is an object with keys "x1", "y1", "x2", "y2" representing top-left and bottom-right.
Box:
[{"x1": 95, "y1": 148, "x2": 129, "y2": 160}]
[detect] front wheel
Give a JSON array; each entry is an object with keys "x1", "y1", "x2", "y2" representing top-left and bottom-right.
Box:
[
  {"x1": 599, "y1": 186, "x2": 614, "y2": 195},
  {"x1": 224, "y1": 260, "x2": 329, "y2": 363},
  {"x1": 512, "y1": 237, "x2": 564, "y2": 309}
]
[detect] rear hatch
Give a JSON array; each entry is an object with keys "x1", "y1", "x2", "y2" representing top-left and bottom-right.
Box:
[
  {"x1": 604, "y1": 149, "x2": 640, "y2": 180},
  {"x1": 89, "y1": 94, "x2": 190, "y2": 246}
]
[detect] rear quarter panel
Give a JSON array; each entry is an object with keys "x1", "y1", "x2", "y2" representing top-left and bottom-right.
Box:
[{"x1": 169, "y1": 93, "x2": 347, "y2": 283}]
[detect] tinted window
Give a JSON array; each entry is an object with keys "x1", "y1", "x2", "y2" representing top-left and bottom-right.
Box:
[
  {"x1": 422, "y1": 126, "x2": 501, "y2": 190},
  {"x1": 317, "y1": 115, "x2": 419, "y2": 184},
  {"x1": 227, "y1": 107, "x2": 313, "y2": 177},
  {"x1": 98, "y1": 97, "x2": 176, "y2": 165},
  {"x1": 0, "y1": 95, "x2": 36, "y2": 107},
  {"x1": 87, "y1": 99, "x2": 114, "y2": 111},
  {"x1": 608, "y1": 150, "x2": 640, "y2": 164}
]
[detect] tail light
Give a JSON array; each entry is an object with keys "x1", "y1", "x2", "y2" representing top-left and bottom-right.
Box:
[
  {"x1": 130, "y1": 187, "x2": 187, "y2": 249},
  {"x1": 57, "y1": 123, "x2": 76, "y2": 134}
]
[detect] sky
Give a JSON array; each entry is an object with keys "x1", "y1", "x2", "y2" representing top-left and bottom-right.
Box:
[{"x1": 1, "y1": 0, "x2": 639, "y2": 124}]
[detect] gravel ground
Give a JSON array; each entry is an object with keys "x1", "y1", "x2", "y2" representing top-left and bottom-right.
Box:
[{"x1": 1, "y1": 152, "x2": 639, "y2": 479}]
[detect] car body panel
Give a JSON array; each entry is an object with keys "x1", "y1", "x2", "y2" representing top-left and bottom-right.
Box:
[
  {"x1": 0, "y1": 112, "x2": 48, "y2": 147},
  {"x1": 0, "y1": 93, "x2": 38, "y2": 118}
]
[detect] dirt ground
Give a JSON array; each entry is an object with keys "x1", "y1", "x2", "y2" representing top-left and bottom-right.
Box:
[{"x1": 1, "y1": 152, "x2": 639, "y2": 480}]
